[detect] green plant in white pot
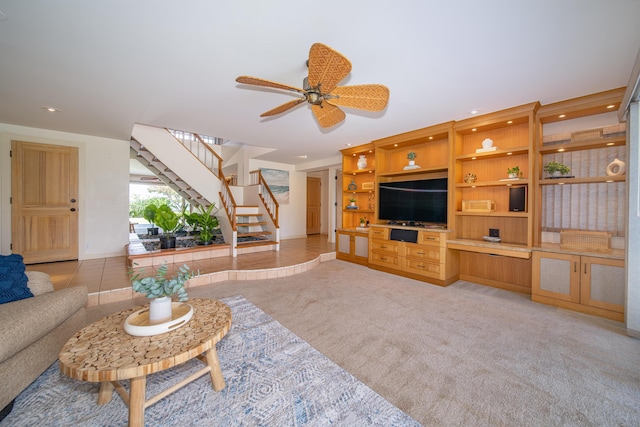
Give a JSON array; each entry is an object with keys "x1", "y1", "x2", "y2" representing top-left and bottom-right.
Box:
[{"x1": 130, "y1": 263, "x2": 196, "y2": 324}]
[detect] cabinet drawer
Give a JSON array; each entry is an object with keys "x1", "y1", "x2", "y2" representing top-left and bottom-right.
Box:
[
  {"x1": 370, "y1": 240, "x2": 399, "y2": 254},
  {"x1": 369, "y1": 228, "x2": 388, "y2": 239},
  {"x1": 404, "y1": 258, "x2": 441, "y2": 277},
  {"x1": 370, "y1": 251, "x2": 400, "y2": 268},
  {"x1": 405, "y1": 244, "x2": 442, "y2": 262},
  {"x1": 419, "y1": 231, "x2": 442, "y2": 246}
]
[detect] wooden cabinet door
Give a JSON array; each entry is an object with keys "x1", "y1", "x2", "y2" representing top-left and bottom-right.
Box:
[
  {"x1": 580, "y1": 256, "x2": 625, "y2": 313},
  {"x1": 11, "y1": 141, "x2": 79, "y2": 264},
  {"x1": 532, "y1": 251, "x2": 580, "y2": 303}
]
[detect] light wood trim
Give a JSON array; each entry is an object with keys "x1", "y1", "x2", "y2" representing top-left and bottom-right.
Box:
[
  {"x1": 448, "y1": 241, "x2": 531, "y2": 259},
  {"x1": 537, "y1": 87, "x2": 625, "y2": 123},
  {"x1": 531, "y1": 294, "x2": 624, "y2": 322},
  {"x1": 538, "y1": 176, "x2": 625, "y2": 185},
  {"x1": 538, "y1": 135, "x2": 625, "y2": 154}
]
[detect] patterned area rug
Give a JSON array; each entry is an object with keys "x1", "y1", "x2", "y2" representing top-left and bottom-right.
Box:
[{"x1": 1, "y1": 295, "x2": 420, "y2": 426}]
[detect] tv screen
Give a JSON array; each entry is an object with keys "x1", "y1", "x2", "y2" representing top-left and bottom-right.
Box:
[{"x1": 378, "y1": 178, "x2": 448, "y2": 225}]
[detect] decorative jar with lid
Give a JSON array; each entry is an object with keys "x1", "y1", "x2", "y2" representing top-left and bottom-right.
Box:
[{"x1": 357, "y1": 155, "x2": 367, "y2": 170}]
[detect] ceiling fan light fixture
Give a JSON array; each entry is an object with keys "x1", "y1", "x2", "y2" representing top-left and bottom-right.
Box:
[{"x1": 236, "y1": 43, "x2": 389, "y2": 128}]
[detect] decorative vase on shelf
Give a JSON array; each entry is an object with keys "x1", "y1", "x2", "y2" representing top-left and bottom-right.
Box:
[
  {"x1": 357, "y1": 155, "x2": 367, "y2": 170},
  {"x1": 408, "y1": 160, "x2": 415, "y2": 166},
  {"x1": 606, "y1": 158, "x2": 626, "y2": 176},
  {"x1": 348, "y1": 180, "x2": 357, "y2": 190},
  {"x1": 149, "y1": 296, "x2": 173, "y2": 325}
]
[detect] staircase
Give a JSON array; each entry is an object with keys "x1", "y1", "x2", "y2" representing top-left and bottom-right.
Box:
[
  {"x1": 235, "y1": 206, "x2": 279, "y2": 253},
  {"x1": 130, "y1": 138, "x2": 209, "y2": 207},
  {"x1": 131, "y1": 124, "x2": 280, "y2": 257}
]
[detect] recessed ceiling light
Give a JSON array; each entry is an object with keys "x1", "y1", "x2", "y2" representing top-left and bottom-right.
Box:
[
  {"x1": 42, "y1": 106, "x2": 60, "y2": 112},
  {"x1": 298, "y1": 155, "x2": 308, "y2": 159},
  {"x1": 471, "y1": 128, "x2": 477, "y2": 132},
  {"x1": 428, "y1": 136, "x2": 433, "y2": 140},
  {"x1": 507, "y1": 120, "x2": 513, "y2": 124},
  {"x1": 394, "y1": 143, "x2": 398, "y2": 147},
  {"x1": 606, "y1": 142, "x2": 615, "y2": 146},
  {"x1": 558, "y1": 114, "x2": 566, "y2": 118},
  {"x1": 470, "y1": 109, "x2": 480, "y2": 115},
  {"x1": 606, "y1": 104, "x2": 615, "y2": 109},
  {"x1": 558, "y1": 148, "x2": 565, "y2": 152},
  {"x1": 345, "y1": 143, "x2": 352, "y2": 147}
]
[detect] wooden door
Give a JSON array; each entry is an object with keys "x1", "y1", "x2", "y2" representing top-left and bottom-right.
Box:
[
  {"x1": 11, "y1": 141, "x2": 79, "y2": 264},
  {"x1": 306, "y1": 177, "x2": 321, "y2": 235}
]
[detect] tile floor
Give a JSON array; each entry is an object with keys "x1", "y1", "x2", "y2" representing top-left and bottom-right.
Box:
[{"x1": 26, "y1": 234, "x2": 336, "y2": 306}]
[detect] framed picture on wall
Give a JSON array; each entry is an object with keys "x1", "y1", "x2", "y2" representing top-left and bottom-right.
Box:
[{"x1": 260, "y1": 168, "x2": 290, "y2": 205}]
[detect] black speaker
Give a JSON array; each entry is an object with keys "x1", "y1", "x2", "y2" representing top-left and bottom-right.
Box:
[
  {"x1": 389, "y1": 229, "x2": 418, "y2": 243},
  {"x1": 509, "y1": 187, "x2": 527, "y2": 212}
]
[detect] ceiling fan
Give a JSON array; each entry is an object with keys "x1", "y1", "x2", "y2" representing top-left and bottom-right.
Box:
[{"x1": 236, "y1": 43, "x2": 389, "y2": 128}]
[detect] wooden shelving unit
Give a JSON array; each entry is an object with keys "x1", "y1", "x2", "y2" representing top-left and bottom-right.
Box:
[
  {"x1": 372, "y1": 121, "x2": 454, "y2": 226},
  {"x1": 340, "y1": 143, "x2": 376, "y2": 228},
  {"x1": 531, "y1": 87, "x2": 627, "y2": 320},
  {"x1": 449, "y1": 102, "x2": 539, "y2": 294}
]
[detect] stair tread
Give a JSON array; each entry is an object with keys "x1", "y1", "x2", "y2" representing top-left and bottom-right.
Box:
[
  {"x1": 237, "y1": 231, "x2": 272, "y2": 237},
  {"x1": 237, "y1": 222, "x2": 268, "y2": 226},
  {"x1": 236, "y1": 240, "x2": 277, "y2": 248}
]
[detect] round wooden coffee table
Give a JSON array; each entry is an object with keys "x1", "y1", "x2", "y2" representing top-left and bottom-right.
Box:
[{"x1": 59, "y1": 298, "x2": 232, "y2": 427}]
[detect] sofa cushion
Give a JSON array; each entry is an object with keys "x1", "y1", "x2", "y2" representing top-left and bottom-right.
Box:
[
  {"x1": 0, "y1": 286, "x2": 87, "y2": 364},
  {"x1": 0, "y1": 255, "x2": 33, "y2": 304},
  {"x1": 25, "y1": 271, "x2": 54, "y2": 296}
]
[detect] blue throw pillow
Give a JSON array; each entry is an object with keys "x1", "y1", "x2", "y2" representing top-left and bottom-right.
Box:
[{"x1": 0, "y1": 254, "x2": 34, "y2": 304}]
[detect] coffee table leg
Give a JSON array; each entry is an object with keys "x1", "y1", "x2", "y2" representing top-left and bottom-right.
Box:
[
  {"x1": 97, "y1": 381, "x2": 114, "y2": 405},
  {"x1": 205, "y1": 347, "x2": 225, "y2": 391},
  {"x1": 129, "y1": 376, "x2": 146, "y2": 427}
]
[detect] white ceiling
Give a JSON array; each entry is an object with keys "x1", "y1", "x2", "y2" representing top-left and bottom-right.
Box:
[{"x1": 1, "y1": 1, "x2": 640, "y2": 168}]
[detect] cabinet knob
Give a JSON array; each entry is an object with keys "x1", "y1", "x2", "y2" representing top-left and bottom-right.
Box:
[{"x1": 70, "y1": 208, "x2": 76, "y2": 212}]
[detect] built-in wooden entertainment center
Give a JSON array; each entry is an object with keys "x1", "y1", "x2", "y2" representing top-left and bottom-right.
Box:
[{"x1": 336, "y1": 88, "x2": 627, "y2": 321}]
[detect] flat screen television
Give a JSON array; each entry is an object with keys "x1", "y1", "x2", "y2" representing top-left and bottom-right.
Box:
[{"x1": 378, "y1": 178, "x2": 448, "y2": 225}]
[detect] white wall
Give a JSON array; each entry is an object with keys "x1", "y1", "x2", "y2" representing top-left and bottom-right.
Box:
[
  {"x1": 625, "y1": 101, "x2": 640, "y2": 336},
  {"x1": 249, "y1": 159, "x2": 307, "y2": 239},
  {"x1": 0, "y1": 124, "x2": 130, "y2": 259}
]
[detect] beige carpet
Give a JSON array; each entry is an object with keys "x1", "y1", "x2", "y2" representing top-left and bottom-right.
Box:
[{"x1": 89, "y1": 259, "x2": 640, "y2": 426}]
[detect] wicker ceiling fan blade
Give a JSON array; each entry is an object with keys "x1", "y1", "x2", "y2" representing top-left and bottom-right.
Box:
[
  {"x1": 307, "y1": 43, "x2": 352, "y2": 93},
  {"x1": 326, "y1": 84, "x2": 390, "y2": 111},
  {"x1": 311, "y1": 103, "x2": 346, "y2": 128},
  {"x1": 260, "y1": 98, "x2": 307, "y2": 117},
  {"x1": 236, "y1": 76, "x2": 305, "y2": 94}
]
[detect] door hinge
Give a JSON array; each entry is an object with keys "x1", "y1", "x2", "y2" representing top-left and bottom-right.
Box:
[
  {"x1": 9, "y1": 197, "x2": 12, "y2": 204},
  {"x1": 10, "y1": 243, "x2": 12, "y2": 250},
  {"x1": 9, "y1": 150, "x2": 12, "y2": 157}
]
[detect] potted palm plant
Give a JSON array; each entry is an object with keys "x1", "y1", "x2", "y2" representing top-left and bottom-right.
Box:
[
  {"x1": 130, "y1": 263, "x2": 196, "y2": 325},
  {"x1": 194, "y1": 204, "x2": 219, "y2": 245}
]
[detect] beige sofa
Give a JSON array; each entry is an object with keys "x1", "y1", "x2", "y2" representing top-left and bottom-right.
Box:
[{"x1": 0, "y1": 272, "x2": 87, "y2": 418}]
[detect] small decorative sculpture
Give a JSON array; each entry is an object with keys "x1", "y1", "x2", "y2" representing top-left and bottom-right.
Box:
[{"x1": 606, "y1": 158, "x2": 626, "y2": 176}]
